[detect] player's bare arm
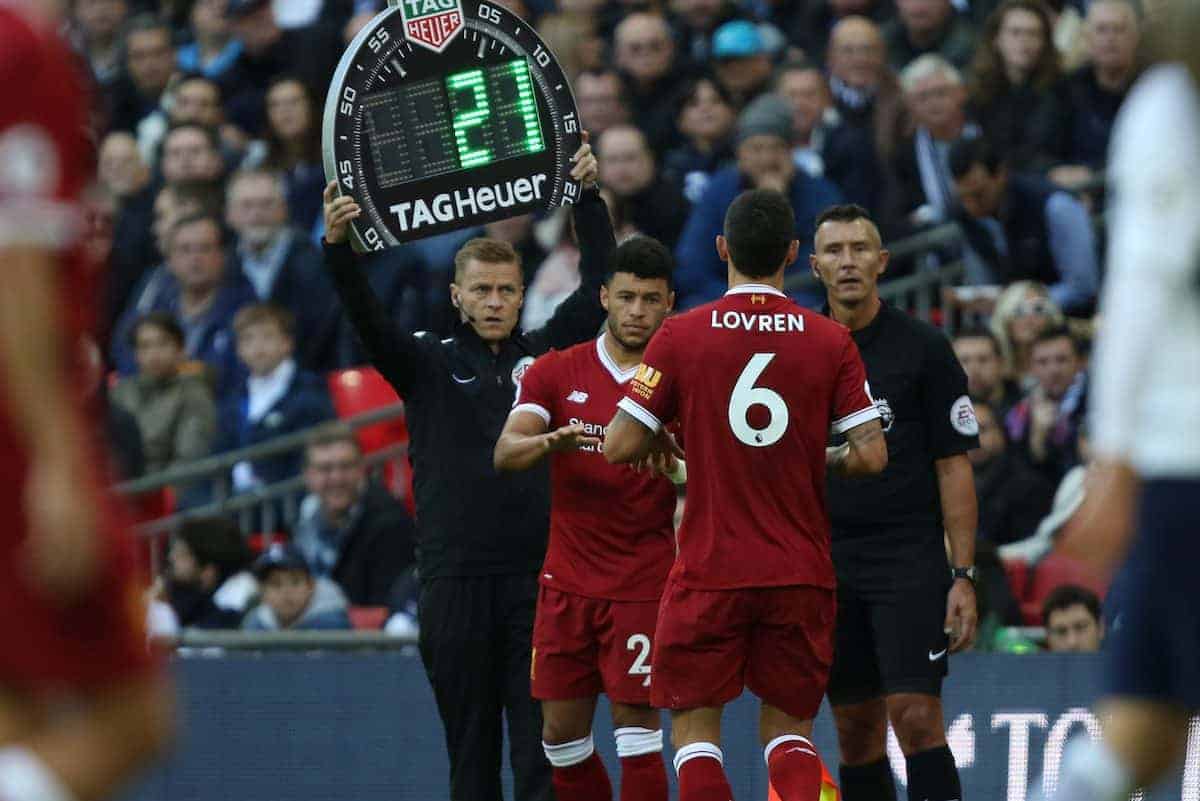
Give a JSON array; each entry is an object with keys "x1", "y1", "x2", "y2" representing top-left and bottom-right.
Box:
[
  {"x1": 935, "y1": 453, "x2": 978, "y2": 652},
  {"x1": 826, "y1": 418, "x2": 888, "y2": 477},
  {"x1": 494, "y1": 412, "x2": 601, "y2": 472},
  {"x1": 602, "y1": 408, "x2": 658, "y2": 465},
  {"x1": 0, "y1": 245, "x2": 99, "y2": 601}
]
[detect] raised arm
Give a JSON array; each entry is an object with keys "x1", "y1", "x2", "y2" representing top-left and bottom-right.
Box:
[
  {"x1": 826, "y1": 418, "x2": 888, "y2": 477},
  {"x1": 322, "y1": 181, "x2": 431, "y2": 396},
  {"x1": 535, "y1": 135, "x2": 614, "y2": 349}
]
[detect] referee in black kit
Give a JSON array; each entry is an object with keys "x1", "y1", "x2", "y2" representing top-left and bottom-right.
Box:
[
  {"x1": 810, "y1": 205, "x2": 979, "y2": 801},
  {"x1": 321, "y1": 140, "x2": 609, "y2": 801}
]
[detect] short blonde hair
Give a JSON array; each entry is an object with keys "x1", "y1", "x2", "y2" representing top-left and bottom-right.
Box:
[
  {"x1": 453, "y1": 238, "x2": 521, "y2": 283},
  {"x1": 988, "y1": 281, "x2": 1064, "y2": 373}
]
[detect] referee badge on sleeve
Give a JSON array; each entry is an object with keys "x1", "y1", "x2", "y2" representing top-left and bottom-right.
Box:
[{"x1": 950, "y1": 395, "x2": 979, "y2": 436}]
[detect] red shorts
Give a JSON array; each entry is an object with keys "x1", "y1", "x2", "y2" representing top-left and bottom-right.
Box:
[
  {"x1": 0, "y1": 501, "x2": 160, "y2": 694},
  {"x1": 650, "y1": 579, "x2": 835, "y2": 719},
  {"x1": 531, "y1": 586, "x2": 661, "y2": 705}
]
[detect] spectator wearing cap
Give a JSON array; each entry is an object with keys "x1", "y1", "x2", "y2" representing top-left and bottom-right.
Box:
[
  {"x1": 613, "y1": 12, "x2": 688, "y2": 152},
  {"x1": 710, "y1": 19, "x2": 774, "y2": 108},
  {"x1": 1042, "y1": 584, "x2": 1103, "y2": 652},
  {"x1": 292, "y1": 424, "x2": 417, "y2": 606},
  {"x1": 216, "y1": 303, "x2": 335, "y2": 492},
  {"x1": 243, "y1": 544, "x2": 352, "y2": 631},
  {"x1": 163, "y1": 517, "x2": 256, "y2": 629},
  {"x1": 883, "y1": 0, "x2": 978, "y2": 72},
  {"x1": 674, "y1": 92, "x2": 843, "y2": 307},
  {"x1": 950, "y1": 137, "x2": 1099, "y2": 314},
  {"x1": 110, "y1": 312, "x2": 217, "y2": 475},
  {"x1": 887, "y1": 54, "x2": 981, "y2": 234},
  {"x1": 597, "y1": 125, "x2": 690, "y2": 249},
  {"x1": 222, "y1": 0, "x2": 342, "y2": 136},
  {"x1": 824, "y1": 15, "x2": 907, "y2": 214},
  {"x1": 663, "y1": 76, "x2": 737, "y2": 205},
  {"x1": 970, "y1": 400, "x2": 1056, "y2": 546}
]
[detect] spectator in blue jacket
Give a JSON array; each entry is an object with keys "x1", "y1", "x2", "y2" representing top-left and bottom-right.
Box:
[
  {"x1": 114, "y1": 212, "x2": 253, "y2": 398},
  {"x1": 242, "y1": 543, "x2": 351, "y2": 631},
  {"x1": 674, "y1": 92, "x2": 843, "y2": 307},
  {"x1": 216, "y1": 303, "x2": 335, "y2": 492}
]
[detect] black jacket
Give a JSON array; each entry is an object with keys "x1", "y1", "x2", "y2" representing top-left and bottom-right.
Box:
[
  {"x1": 323, "y1": 189, "x2": 615, "y2": 579},
  {"x1": 331, "y1": 483, "x2": 417, "y2": 606}
]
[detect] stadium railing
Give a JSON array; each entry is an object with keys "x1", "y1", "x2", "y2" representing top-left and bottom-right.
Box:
[{"x1": 113, "y1": 402, "x2": 408, "y2": 569}]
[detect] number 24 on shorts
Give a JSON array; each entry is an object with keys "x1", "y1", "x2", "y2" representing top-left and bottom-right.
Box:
[{"x1": 627, "y1": 634, "x2": 651, "y2": 687}]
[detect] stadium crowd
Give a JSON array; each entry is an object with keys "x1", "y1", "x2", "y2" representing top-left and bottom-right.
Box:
[{"x1": 76, "y1": 0, "x2": 1142, "y2": 642}]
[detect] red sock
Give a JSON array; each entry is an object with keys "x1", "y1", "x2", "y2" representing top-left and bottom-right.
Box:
[
  {"x1": 620, "y1": 752, "x2": 668, "y2": 801},
  {"x1": 546, "y1": 739, "x2": 613, "y2": 801},
  {"x1": 765, "y1": 735, "x2": 822, "y2": 801},
  {"x1": 674, "y1": 743, "x2": 733, "y2": 801}
]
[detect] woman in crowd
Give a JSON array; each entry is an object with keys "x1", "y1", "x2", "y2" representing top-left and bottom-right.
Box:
[
  {"x1": 663, "y1": 75, "x2": 737, "y2": 205},
  {"x1": 989, "y1": 280, "x2": 1066, "y2": 386},
  {"x1": 969, "y1": 0, "x2": 1066, "y2": 171}
]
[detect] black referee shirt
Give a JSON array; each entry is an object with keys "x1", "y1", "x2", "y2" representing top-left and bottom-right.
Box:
[
  {"x1": 323, "y1": 189, "x2": 615, "y2": 579},
  {"x1": 827, "y1": 301, "x2": 979, "y2": 538}
]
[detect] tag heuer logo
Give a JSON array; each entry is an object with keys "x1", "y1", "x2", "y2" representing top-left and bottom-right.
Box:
[{"x1": 400, "y1": 0, "x2": 464, "y2": 52}]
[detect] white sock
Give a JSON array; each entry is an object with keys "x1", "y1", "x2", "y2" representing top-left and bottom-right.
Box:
[
  {"x1": 763, "y1": 733, "x2": 817, "y2": 765},
  {"x1": 673, "y1": 741, "x2": 723, "y2": 774},
  {"x1": 0, "y1": 748, "x2": 78, "y2": 801},
  {"x1": 1048, "y1": 736, "x2": 1134, "y2": 801},
  {"x1": 614, "y1": 726, "x2": 663, "y2": 758},
  {"x1": 544, "y1": 734, "x2": 595, "y2": 768}
]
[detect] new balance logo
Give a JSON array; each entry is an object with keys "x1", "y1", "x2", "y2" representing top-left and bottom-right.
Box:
[{"x1": 566, "y1": 390, "x2": 589, "y2": 404}]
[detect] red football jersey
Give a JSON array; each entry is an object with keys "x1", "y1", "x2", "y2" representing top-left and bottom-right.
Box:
[
  {"x1": 514, "y1": 334, "x2": 677, "y2": 602},
  {"x1": 618, "y1": 284, "x2": 878, "y2": 590},
  {"x1": 0, "y1": 4, "x2": 102, "y2": 527}
]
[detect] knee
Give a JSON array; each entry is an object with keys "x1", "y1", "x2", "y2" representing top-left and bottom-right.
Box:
[
  {"x1": 888, "y1": 698, "x2": 945, "y2": 755},
  {"x1": 834, "y1": 704, "x2": 887, "y2": 765},
  {"x1": 541, "y1": 715, "x2": 592, "y2": 746}
]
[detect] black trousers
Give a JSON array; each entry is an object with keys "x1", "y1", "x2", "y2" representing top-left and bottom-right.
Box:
[{"x1": 419, "y1": 574, "x2": 554, "y2": 801}]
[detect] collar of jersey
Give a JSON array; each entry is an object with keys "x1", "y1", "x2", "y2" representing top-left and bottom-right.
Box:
[
  {"x1": 596, "y1": 333, "x2": 638, "y2": 384},
  {"x1": 725, "y1": 284, "x2": 786, "y2": 298}
]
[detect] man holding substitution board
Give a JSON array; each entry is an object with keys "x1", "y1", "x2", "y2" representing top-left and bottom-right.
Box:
[{"x1": 322, "y1": 0, "x2": 614, "y2": 797}]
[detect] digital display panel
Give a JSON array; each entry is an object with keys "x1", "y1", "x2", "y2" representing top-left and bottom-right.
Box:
[{"x1": 363, "y1": 57, "x2": 545, "y2": 188}]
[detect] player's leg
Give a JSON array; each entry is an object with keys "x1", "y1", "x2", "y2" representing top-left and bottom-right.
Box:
[
  {"x1": 530, "y1": 585, "x2": 610, "y2": 801},
  {"x1": 652, "y1": 581, "x2": 747, "y2": 801},
  {"x1": 1049, "y1": 479, "x2": 1200, "y2": 800},
  {"x1": 611, "y1": 704, "x2": 667, "y2": 801},
  {"x1": 749, "y1": 586, "x2": 836, "y2": 801},
  {"x1": 418, "y1": 577, "x2": 505, "y2": 801},
  {"x1": 671, "y1": 707, "x2": 732, "y2": 801},
  {"x1": 0, "y1": 675, "x2": 174, "y2": 801},
  {"x1": 826, "y1": 583, "x2": 895, "y2": 801},
  {"x1": 884, "y1": 694, "x2": 959, "y2": 801},
  {"x1": 601, "y1": 598, "x2": 668, "y2": 801}
]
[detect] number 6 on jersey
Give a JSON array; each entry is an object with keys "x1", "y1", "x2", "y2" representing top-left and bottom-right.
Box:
[{"x1": 729, "y1": 353, "x2": 789, "y2": 447}]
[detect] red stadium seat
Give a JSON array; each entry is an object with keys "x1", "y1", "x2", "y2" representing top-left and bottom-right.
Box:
[
  {"x1": 1021, "y1": 549, "x2": 1110, "y2": 625},
  {"x1": 348, "y1": 605, "x2": 389, "y2": 630},
  {"x1": 327, "y1": 367, "x2": 414, "y2": 512}
]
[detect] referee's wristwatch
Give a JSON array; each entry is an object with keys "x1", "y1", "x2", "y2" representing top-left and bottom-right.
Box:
[{"x1": 951, "y1": 566, "x2": 978, "y2": 585}]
